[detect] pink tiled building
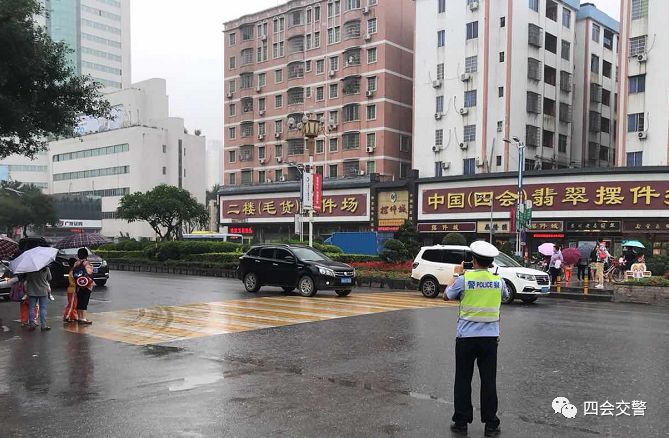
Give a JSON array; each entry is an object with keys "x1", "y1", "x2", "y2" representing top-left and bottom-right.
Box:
[{"x1": 223, "y1": 0, "x2": 415, "y2": 186}]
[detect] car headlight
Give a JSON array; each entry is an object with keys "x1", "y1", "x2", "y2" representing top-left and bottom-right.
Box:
[
  {"x1": 101, "y1": 260, "x2": 108, "y2": 267},
  {"x1": 318, "y1": 267, "x2": 336, "y2": 277},
  {"x1": 516, "y1": 273, "x2": 536, "y2": 281}
]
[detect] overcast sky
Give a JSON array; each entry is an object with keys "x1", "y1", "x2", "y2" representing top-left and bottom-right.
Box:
[{"x1": 131, "y1": 0, "x2": 621, "y2": 145}]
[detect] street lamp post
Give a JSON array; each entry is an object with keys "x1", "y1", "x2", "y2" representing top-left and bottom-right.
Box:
[
  {"x1": 301, "y1": 113, "x2": 322, "y2": 248},
  {"x1": 504, "y1": 137, "x2": 526, "y2": 256}
]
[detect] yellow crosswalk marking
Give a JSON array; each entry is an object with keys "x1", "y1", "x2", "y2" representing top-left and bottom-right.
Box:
[{"x1": 64, "y1": 292, "x2": 457, "y2": 345}]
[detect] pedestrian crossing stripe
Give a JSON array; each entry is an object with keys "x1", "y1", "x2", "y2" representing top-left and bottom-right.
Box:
[{"x1": 64, "y1": 292, "x2": 457, "y2": 346}]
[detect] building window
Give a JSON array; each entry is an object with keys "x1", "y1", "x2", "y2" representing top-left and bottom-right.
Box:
[
  {"x1": 499, "y1": 52, "x2": 505, "y2": 62},
  {"x1": 546, "y1": 0, "x2": 557, "y2": 21},
  {"x1": 316, "y1": 59, "x2": 324, "y2": 74},
  {"x1": 529, "y1": 0, "x2": 539, "y2": 12},
  {"x1": 367, "y1": 104, "x2": 376, "y2": 120},
  {"x1": 526, "y1": 92, "x2": 541, "y2": 114},
  {"x1": 343, "y1": 160, "x2": 360, "y2": 176},
  {"x1": 366, "y1": 133, "x2": 376, "y2": 149},
  {"x1": 367, "y1": 76, "x2": 377, "y2": 92},
  {"x1": 229, "y1": 32, "x2": 236, "y2": 46},
  {"x1": 228, "y1": 127, "x2": 236, "y2": 139},
  {"x1": 437, "y1": 30, "x2": 445, "y2": 47},
  {"x1": 344, "y1": 20, "x2": 361, "y2": 40},
  {"x1": 228, "y1": 79, "x2": 236, "y2": 94},
  {"x1": 603, "y1": 29, "x2": 614, "y2": 50},
  {"x1": 627, "y1": 113, "x2": 645, "y2": 132},
  {"x1": 258, "y1": 145, "x2": 266, "y2": 159},
  {"x1": 601, "y1": 89, "x2": 611, "y2": 106},
  {"x1": 500, "y1": 17, "x2": 506, "y2": 27},
  {"x1": 528, "y1": 23, "x2": 542, "y2": 47},
  {"x1": 591, "y1": 54, "x2": 599, "y2": 74},
  {"x1": 343, "y1": 104, "x2": 360, "y2": 122},
  {"x1": 437, "y1": 63, "x2": 444, "y2": 80},
  {"x1": 228, "y1": 56, "x2": 236, "y2": 69},
  {"x1": 602, "y1": 61, "x2": 612, "y2": 78},
  {"x1": 400, "y1": 135, "x2": 411, "y2": 152},
  {"x1": 367, "y1": 47, "x2": 377, "y2": 63},
  {"x1": 542, "y1": 130, "x2": 554, "y2": 148},
  {"x1": 329, "y1": 110, "x2": 338, "y2": 125},
  {"x1": 275, "y1": 94, "x2": 283, "y2": 108},
  {"x1": 257, "y1": 73, "x2": 266, "y2": 87},
  {"x1": 258, "y1": 122, "x2": 266, "y2": 136},
  {"x1": 561, "y1": 40, "x2": 570, "y2": 60},
  {"x1": 562, "y1": 7, "x2": 571, "y2": 28},
  {"x1": 629, "y1": 75, "x2": 646, "y2": 94},
  {"x1": 342, "y1": 77, "x2": 360, "y2": 95},
  {"x1": 496, "y1": 155, "x2": 502, "y2": 166},
  {"x1": 543, "y1": 97, "x2": 555, "y2": 116},
  {"x1": 435, "y1": 129, "x2": 443, "y2": 146},
  {"x1": 329, "y1": 164, "x2": 338, "y2": 178},
  {"x1": 228, "y1": 173, "x2": 236, "y2": 185},
  {"x1": 328, "y1": 0, "x2": 341, "y2": 17},
  {"x1": 305, "y1": 60, "x2": 312, "y2": 72},
  {"x1": 229, "y1": 104, "x2": 236, "y2": 116},
  {"x1": 240, "y1": 73, "x2": 253, "y2": 89},
  {"x1": 272, "y1": 41, "x2": 284, "y2": 58},
  {"x1": 275, "y1": 120, "x2": 282, "y2": 134},
  {"x1": 329, "y1": 137, "x2": 338, "y2": 152},
  {"x1": 466, "y1": 21, "x2": 478, "y2": 40},
  {"x1": 241, "y1": 97, "x2": 253, "y2": 113},
  {"x1": 463, "y1": 125, "x2": 476, "y2": 142},
  {"x1": 544, "y1": 65, "x2": 556, "y2": 85},
  {"x1": 498, "y1": 86, "x2": 504, "y2": 97},
  {"x1": 526, "y1": 125, "x2": 540, "y2": 147},
  {"x1": 601, "y1": 117, "x2": 610, "y2": 133},
  {"x1": 241, "y1": 48, "x2": 253, "y2": 65},
  {"x1": 329, "y1": 83, "x2": 338, "y2": 98},
  {"x1": 528, "y1": 58, "x2": 542, "y2": 81},
  {"x1": 316, "y1": 139, "x2": 324, "y2": 154},
  {"x1": 239, "y1": 145, "x2": 254, "y2": 162},
  {"x1": 162, "y1": 144, "x2": 167, "y2": 153},
  {"x1": 344, "y1": 48, "x2": 361, "y2": 66},
  {"x1": 629, "y1": 36, "x2": 647, "y2": 56},
  {"x1": 592, "y1": 23, "x2": 600, "y2": 43},
  {"x1": 275, "y1": 69, "x2": 283, "y2": 83},
  {"x1": 463, "y1": 158, "x2": 476, "y2": 176},
  {"x1": 438, "y1": 0, "x2": 446, "y2": 13},
  {"x1": 627, "y1": 151, "x2": 643, "y2": 167},
  {"x1": 315, "y1": 86, "x2": 324, "y2": 101},
  {"x1": 632, "y1": 0, "x2": 648, "y2": 20},
  {"x1": 464, "y1": 55, "x2": 477, "y2": 73},
  {"x1": 436, "y1": 95, "x2": 444, "y2": 113},
  {"x1": 287, "y1": 139, "x2": 305, "y2": 156},
  {"x1": 464, "y1": 90, "x2": 477, "y2": 107},
  {"x1": 545, "y1": 32, "x2": 557, "y2": 53},
  {"x1": 367, "y1": 18, "x2": 377, "y2": 34},
  {"x1": 54, "y1": 165, "x2": 130, "y2": 181},
  {"x1": 367, "y1": 160, "x2": 375, "y2": 174},
  {"x1": 345, "y1": 0, "x2": 360, "y2": 10},
  {"x1": 275, "y1": 144, "x2": 283, "y2": 157},
  {"x1": 241, "y1": 25, "x2": 253, "y2": 40},
  {"x1": 241, "y1": 123, "x2": 253, "y2": 137},
  {"x1": 240, "y1": 170, "x2": 252, "y2": 186},
  {"x1": 274, "y1": 169, "x2": 283, "y2": 181},
  {"x1": 558, "y1": 134, "x2": 567, "y2": 153}
]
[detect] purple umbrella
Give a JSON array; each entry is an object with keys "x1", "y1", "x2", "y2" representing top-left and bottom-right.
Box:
[
  {"x1": 561, "y1": 247, "x2": 581, "y2": 265},
  {"x1": 54, "y1": 233, "x2": 110, "y2": 249},
  {"x1": 538, "y1": 242, "x2": 555, "y2": 256}
]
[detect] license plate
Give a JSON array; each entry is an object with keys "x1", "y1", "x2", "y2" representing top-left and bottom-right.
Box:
[
  {"x1": 340, "y1": 277, "x2": 352, "y2": 284},
  {"x1": 541, "y1": 286, "x2": 549, "y2": 293},
  {"x1": 93, "y1": 268, "x2": 99, "y2": 273}
]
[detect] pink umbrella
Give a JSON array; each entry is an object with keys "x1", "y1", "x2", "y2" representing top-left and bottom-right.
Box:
[
  {"x1": 538, "y1": 242, "x2": 555, "y2": 256},
  {"x1": 561, "y1": 247, "x2": 581, "y2": 265}
]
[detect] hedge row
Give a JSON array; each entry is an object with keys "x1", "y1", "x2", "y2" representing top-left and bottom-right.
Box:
[
  {"x1": 96, "y1": 250, "x2": 145, "y2": 259},
  {"x1": 102, "y1": 251, "x2": 380, "y2": 265}
]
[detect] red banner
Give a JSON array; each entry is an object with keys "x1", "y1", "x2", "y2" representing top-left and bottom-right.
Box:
[{"x1": 313, "y1": 173, "x2": 323, "y2": 212}]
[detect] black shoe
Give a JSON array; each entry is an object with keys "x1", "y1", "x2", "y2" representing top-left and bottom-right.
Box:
[
  {"x1": 484, "y1": 425, "x2": 501, "y2": 437},
  {"x1": 40, "y1": 326, "x2": 51, "y2": 332},
  {"x1": 450, "y1": 423, "x2": 468, "y2": 435}
]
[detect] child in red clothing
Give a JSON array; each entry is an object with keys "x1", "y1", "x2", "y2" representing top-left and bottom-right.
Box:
[{"x1": 63, "y1": 258, "x2": 78, "y2": 322}]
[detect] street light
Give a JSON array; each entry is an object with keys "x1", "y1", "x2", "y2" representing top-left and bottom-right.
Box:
[
  {"x1": 503, "y1": 137, "x2": 526, "y2": 257},
  {"x1": 301, "y1": 113, "x2": 323, "y2": 248}
]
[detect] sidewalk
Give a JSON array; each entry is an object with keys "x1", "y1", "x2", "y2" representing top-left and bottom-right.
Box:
[{"x1": 546, "y1": 279, "x2": 614, "y2": 302}]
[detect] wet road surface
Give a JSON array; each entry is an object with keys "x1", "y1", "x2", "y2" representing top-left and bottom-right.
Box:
[{"x1": 0, "y1": 271, "x2": 667, "y2": 437}]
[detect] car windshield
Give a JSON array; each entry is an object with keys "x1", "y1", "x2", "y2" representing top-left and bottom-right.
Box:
[
  {"x1": 494, "y1": 253, "x2": 521, "y2": 267},
  {"x1": 59, "y1": 247, "x2": 92, "y2": 256},
  {"x1": 291, "y1": 247, "x2": 331, "y2": 262}
]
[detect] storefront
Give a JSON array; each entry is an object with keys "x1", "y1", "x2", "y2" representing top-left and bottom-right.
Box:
[{"x1": 417, "y1": 167, "x2": 669, "y2": 257}]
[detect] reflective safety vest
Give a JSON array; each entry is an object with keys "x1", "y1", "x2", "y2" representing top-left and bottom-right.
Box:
[{"x1": 459, "y1": 270, "x2": 502, "y2": 323}]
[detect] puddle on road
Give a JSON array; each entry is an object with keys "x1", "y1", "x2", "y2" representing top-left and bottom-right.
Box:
[
  {"x1": 168, "y1": 372, "x2": 224, "y2": 392},
  {"x1": 143, "y1": 344, "x2": 185, "y2": 357}
]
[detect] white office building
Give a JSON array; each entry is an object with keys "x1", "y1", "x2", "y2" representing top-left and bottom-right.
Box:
[
  {"x1": 414, "y1": 0, "x2": 579, "y2": 178},
  {"x1": 616, "y1": 0, "x2": 669, "y2": 167},
  {"x1": 49, "y1": 78, "x2": 207, "y2": 239},
  {"x1": 206, "y1": 139, "x2": 224, "y2": 189},
  {"x1": 573, "y1": 3, "x2": 619, "y2": 168}
]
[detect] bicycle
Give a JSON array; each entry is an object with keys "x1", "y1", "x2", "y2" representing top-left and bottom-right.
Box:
[{"x1": 604, "y1": 259, "x2": 624, "y2": 283}]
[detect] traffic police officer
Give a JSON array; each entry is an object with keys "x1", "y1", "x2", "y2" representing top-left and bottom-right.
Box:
[{"x1": 445, "y1": 240, "x2": 508, "y2": 437}]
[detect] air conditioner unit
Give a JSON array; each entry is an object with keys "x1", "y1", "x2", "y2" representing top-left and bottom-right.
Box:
[
  {"x1": 265, "y1": 178, "x2": 273, "y2": 183},
  {"x1": 261, "y1": 34, "x2": 267, "y2": 41},
  {"x1": 259, "y1": 110, "x2": 265, "y2": 116},
  {"x1": 364, "y1": 33, "x2": 372, "y2": 41},
  {"x1": 637, "y1": 53, "x2": 647, "y2": 62},
  {"x1": 468, "y1": 1, "x2": 479, "y2": 11},
  {"x1": 362, "y1": 6, "x2": 370, "y2": 14},
  {"x1": 279, "y1": 175, "x2": 286, "y2": 182},
  {"x1": 358, "y1": 170, "x2": 366, "y2": 176},
  {"x1": 441, "y1": 161, "x2": 451, "y2": 169},
  {"x1": 432, "y1": 145, "x2": 442, "y2": 152},
  {"x1": 366, "y1": 146, "x2": 375, "y2": 153},
  {"x1": 274, "y1": 132, "x2": 281, "y2": 139},
  {"x1": 226, "y1": 91, "x2": 233, "y2": 98},
  {"x1": 432, "y1": 79, "x2": 442, "y2": 88},
  {"x1": 365, "y1": 90, "x2": 374, "y2": 97},
  {"x1": 460, "y1": 73, "x2": 472, "y2": 82},
  {"x1": 328, "y1": 70, "x2": 336, "y2": 77},
  {"x1": 259, "y1": 158, "x2": 266, "y2": 165},
  {"x1": 276, "y1": 157, "x2": 283, "y2": 163},
  {"x1": 459, "y1": 107, "x2": 469, "y2": 115},
  {"x1": 476, "y1": 158, "x2": 485, "y2": 167},
  {"x1": 256, "y1": 85, "x2": 262, "y2": 93},
  {"x1": 329, "y1": 123, "x2": 338, "y2": 130},
  {"x1": 434, "y1": 112, "x2": 443, "y2": 120},
  {"x1": 459, "y1": 142, "x2": 469, "y2": 150},
  {"x1": 257, "y1": 134, "x2": 265, "y2": 140},
  {"x1": 638, "y1": 131, "x2": 648, "y2": 139}
]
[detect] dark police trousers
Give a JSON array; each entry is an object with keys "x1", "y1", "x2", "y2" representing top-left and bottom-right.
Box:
[{"x1": 452, "y1": 336, "x2": 500, "y2": 427}]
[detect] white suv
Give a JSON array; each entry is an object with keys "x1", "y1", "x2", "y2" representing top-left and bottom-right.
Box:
[{"x1": 411, "y1": 245, "x2": 551, "y2": 304}]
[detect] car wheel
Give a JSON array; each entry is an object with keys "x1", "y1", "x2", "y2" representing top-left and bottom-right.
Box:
[
  {"x1": 521, "y1": 296, "x2": 538, "y2": 304},
  {"x1": 335, "y1": 289, "x2": 351, "y2": 297},
  {"x1": 94, "y1": 280, "x2": 107, "y2": 287},
  {"x1": 243, "y1": 272, "x2": 261, "y2": 293},
  {"x1": 502, "y1": 280, "x2": 516, "y2": 304},
  {"x1": 420, "y1": 277, "x2": 440, "y2": 298},
  {"x1": 282, "y1": 287, "x2": 294, "y2": 294},
  {"x1": 297, "y1": 276, "x2": 317, "y2": 297}
]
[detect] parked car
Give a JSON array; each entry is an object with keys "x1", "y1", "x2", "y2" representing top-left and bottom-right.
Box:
[
  {"x1": 49, "y1": 247, "x2": 110, "y2": 287},
  {"x1": 237, "y1": 244, "x2": 355, "y2": 297},
  {"x1": 0, "y1": 262, "x2": 17, "y2": 300},
  {"x1": 411, "y1": 244, "x2": 550, "y2": 304}
]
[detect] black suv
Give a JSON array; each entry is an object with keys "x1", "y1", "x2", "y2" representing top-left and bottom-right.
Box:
[
  {"x1": 237, "y1": 244, "x2": 355, "y2": 297},
  {"x1": 50, "y1": 247, "x2": 110, "y2": 287}
]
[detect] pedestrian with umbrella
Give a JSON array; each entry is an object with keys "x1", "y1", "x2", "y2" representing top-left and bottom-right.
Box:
[
  {"x1": 622, "y1": 240, "x2": 645, "y2": 271},
  {"x1": 561, "y1": 247, "x2": 581, "y2": 283},
  {"x1": 548, "y1": 245, "x2": 564, "y2": 285},
  {"x1": 9, "y1": 247, "x2": 59, "y2": 331},
  {"x1": 577, "y1": 243, "x2": 596, "y2": 281},
  {"x1": 54, "y1": 233, "x2": 109, "y2": 250}
]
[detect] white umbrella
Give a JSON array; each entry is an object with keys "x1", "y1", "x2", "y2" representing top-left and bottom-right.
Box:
[{"x1": 9, "y1": 247, "x2": 58, "y2": 274}]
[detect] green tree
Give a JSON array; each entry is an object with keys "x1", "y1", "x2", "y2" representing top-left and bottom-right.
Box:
[
  {"x1": 117, "y1": 185, "x2": 208, "y2": 240},
  {"x1": 379, "y1": 239, "x2": 409, "y2": 263},
  {"x1": 394, "y1": 220, "x2": 421, "y2": 258},
  {"x1": 0, "y1": 183, "x2": 58, "y2": 237},
  {"x1": 0, "y1": 0, "x2": 111, "y2": 158},
  {"x1": 442, "y1": 232, "x2": 467, "y2": 246}
]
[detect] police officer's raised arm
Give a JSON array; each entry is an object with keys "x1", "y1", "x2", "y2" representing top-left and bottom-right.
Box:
[{"x1": 445, "y1": 263, "x2": 465, "y2": 301}]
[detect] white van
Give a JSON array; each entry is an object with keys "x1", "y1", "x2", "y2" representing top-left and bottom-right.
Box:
[{"x1": 411, "y1": 245, "x2": 550, "y2": 304}]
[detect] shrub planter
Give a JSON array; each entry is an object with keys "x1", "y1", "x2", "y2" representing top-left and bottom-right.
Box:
[{"x1": 612, "y1": 284, "x2": 669, "y2": 307}]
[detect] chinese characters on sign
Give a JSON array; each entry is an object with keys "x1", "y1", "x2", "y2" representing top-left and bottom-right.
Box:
[
  {"x1": 583, "y1": 400, "x2": 646, "y2": 417},
  {"x1": 476, "y1": 221, "x2": 511, "y2": 234},
  {"x1": 528, "y1": 221, "x2": 564, "y2": 232},
  {"x1": 623, "y1": 221, "x2": 669, "y2": 233},
  {"x1": 566, "y1": 221, "x2": 621, "y2": 232},
  {"x1": 417, "y1": 222, "x2": 476, "y2": 233},
  {"x1": 377, "y1": 191, "x2": 410, "y2": 230},
  {"x1": 222, "y1": 194, "x2": 367, "y2": 220},
  {"x1": 422, "y1": 181, "x2": 669, "y2": 214},
  {"x1": 229, "y1": 227, "x2": 253, "y2": 235}
]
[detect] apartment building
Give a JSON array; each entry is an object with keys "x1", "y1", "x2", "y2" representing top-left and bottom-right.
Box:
[
  {"x1": 573, "y1": 3, "x2": 619, "y2": 168},
  {"x1": 222, "y1": 0, "x2": 415, "y2": 186},
  {"x1": 617, "y1": 0, "x2": 669, "y2": 166},
  {"x1": 49, "y1": 79, "x2": 206, "y2": 239},
  {"x1": 414, "y1": 0, "x2": 579, "y2": 178}
]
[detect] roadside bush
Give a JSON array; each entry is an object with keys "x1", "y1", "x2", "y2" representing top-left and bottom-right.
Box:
[
  {"x1": 141, "y1": 240, "x2": 242, "y2": 261},
  {"x1": 646, "y1": 255, "x2": 669, "y2": 276},
  {"x1": 316, "y1": 243, "x2": 343, "y2": 254},
  {"x1": 379, "y1": 239, "x2": 409, "y2": 263},
  {"x1": 182, "y1": 253, "x2": 241, "y2": 264},
  {"x1": 329, "y1": 254, "x2": 379, "y2": 263},
  {"x1": 96, "y1": 250, "x2": 145, "y2": 259},
  {"x1": 442, "y1": 232, "x2": 467, "y2": 246},
  {"x1": 99, "y1": 239, "x2": 153, "y2": 251},
  {"x1": 625, "y1": 276, "x2": 669, "y2": 287}
]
